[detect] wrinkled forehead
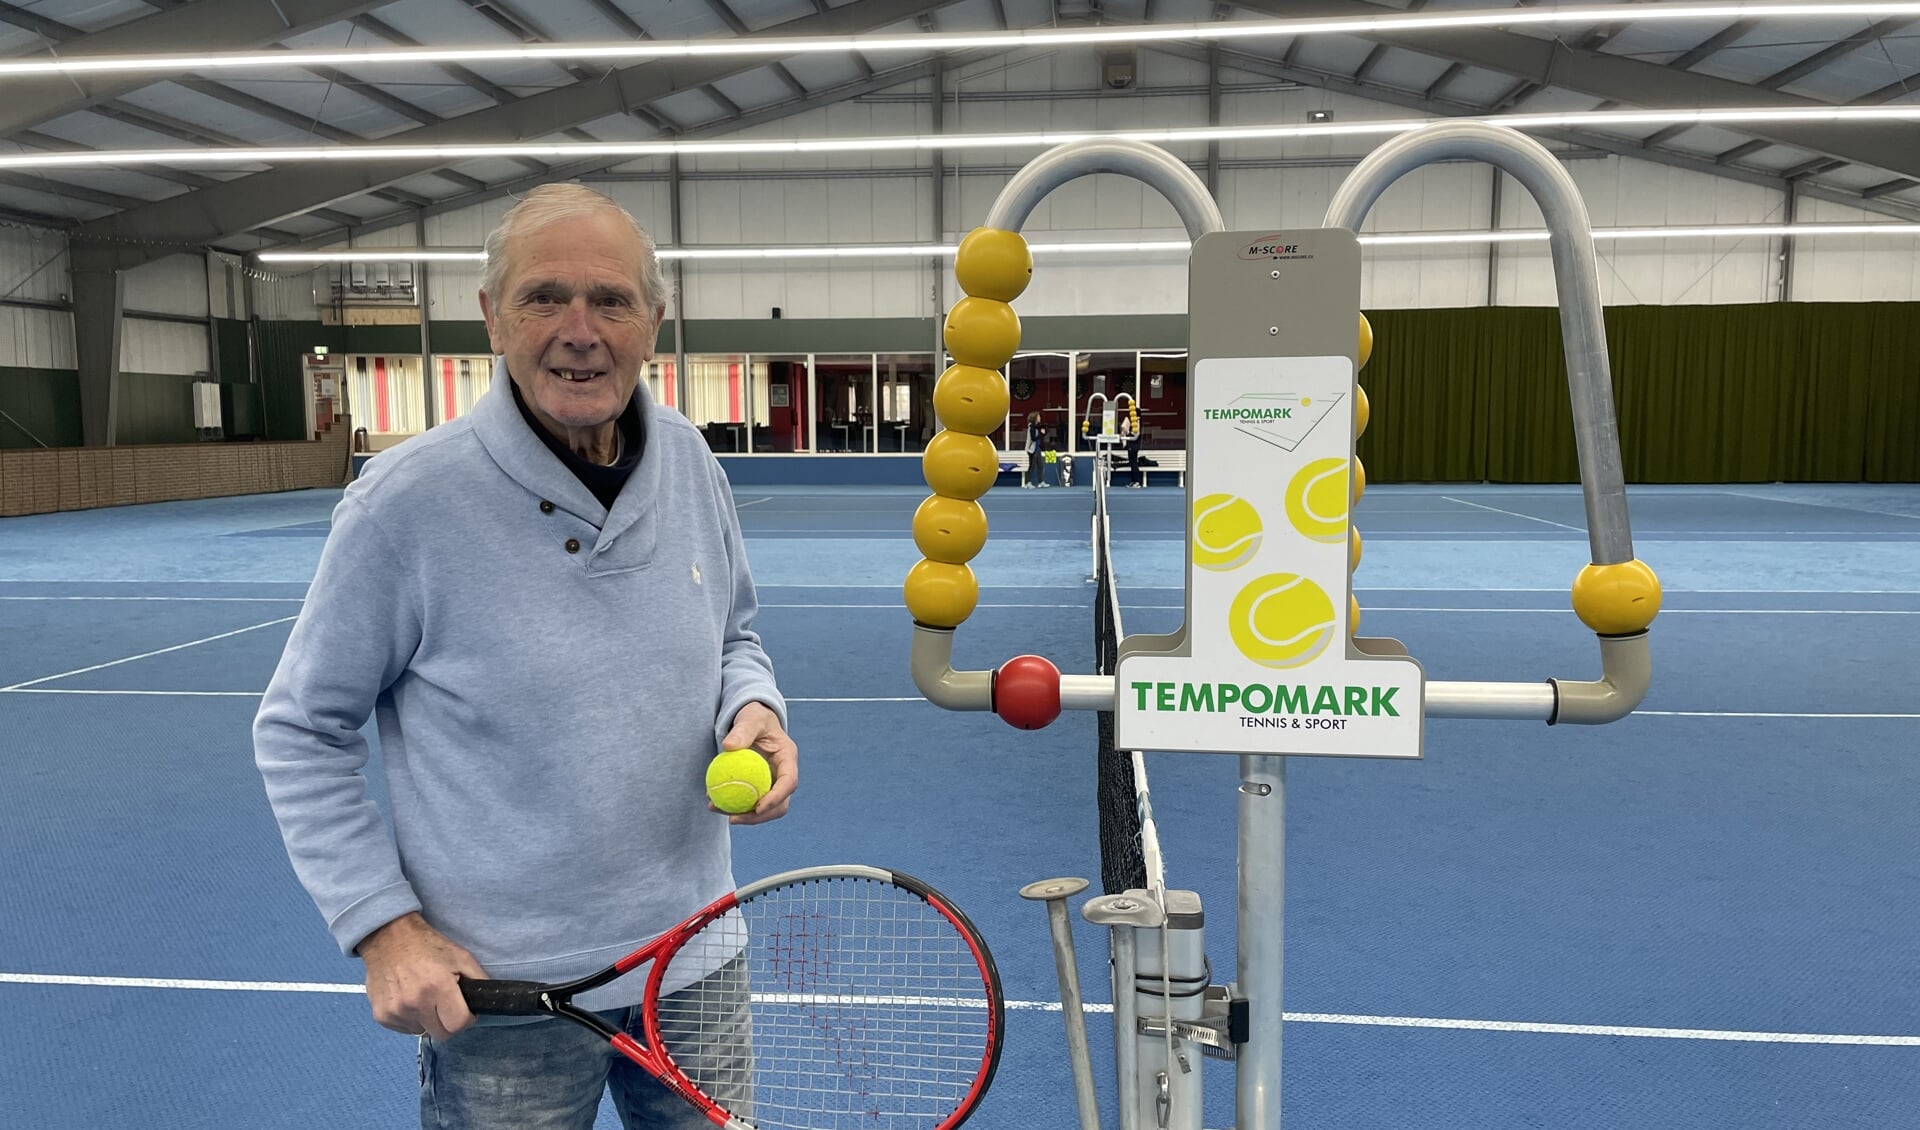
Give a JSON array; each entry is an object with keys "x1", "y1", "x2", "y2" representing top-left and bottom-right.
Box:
[{"x1": 501, "y1": 210, "x2": 651, "y2": 294}]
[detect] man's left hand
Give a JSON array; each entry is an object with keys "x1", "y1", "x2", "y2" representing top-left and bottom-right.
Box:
[{"x1": 718, "y1": 702, "x2": 797, "y2": 825}]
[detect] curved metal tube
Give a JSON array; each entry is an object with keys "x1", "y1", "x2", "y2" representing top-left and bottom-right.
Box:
[
  {"x1": 1324, "y1": 120, "x2": 1632, "y2": 567},
  {"x1": 1326, "y1": 121, "x2": 1652, "y2": 724},
  {"x1": 915, "y1": 139, "x2": 1223, "y2": 715},
  {"x1": 985, "y1": 139, "x2": 1225, "y2": 240}
]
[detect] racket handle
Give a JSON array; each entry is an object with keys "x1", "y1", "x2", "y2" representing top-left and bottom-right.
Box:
[{"x1": 459, "y1": 978, "x2": 551, "y2": 1016}]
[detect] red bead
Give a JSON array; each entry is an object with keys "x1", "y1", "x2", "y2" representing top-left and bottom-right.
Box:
[{"x1": 995, "y1": 655, "x2": 1062, "y2": 730}]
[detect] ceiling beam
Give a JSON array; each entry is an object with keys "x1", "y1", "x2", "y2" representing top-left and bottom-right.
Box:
[
  {"x1": 75, "y1": 0, "x2": 956, "y2": 264},
  {"x1": 1150, "y1": 41, "x2": 1920, "y2": 226},
  {"x1": 0, "y1": 0, "x2": 393, "y2": 139},
  {"x1": 288, "y1": 49, "x2": 1005, "y2": 250},
  {"x1": 1224, "y1": 0, "x2": 1920, "y2": 183}
]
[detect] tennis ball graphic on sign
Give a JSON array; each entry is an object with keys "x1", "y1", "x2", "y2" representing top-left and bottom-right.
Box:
[
  {"x1": 1284, "y1": 458, "x2": 1350, "y2": 543},
  {"x1": 1191, "y1": 494, "x2": 1263, "y2": 571},
  {"x1": 1229, "y1": 573, "x2": 1337, "y2": 669}
]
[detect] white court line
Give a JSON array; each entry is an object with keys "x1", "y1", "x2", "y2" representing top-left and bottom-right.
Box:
[
  {"x1": 733, "y1": 497, "x2": 773, "y2": 509},
  {"x1": 3, "y1": 973, "x2": 1912, "y2": 1047},
  {"x1": 0, "y1": 596, "x2": 304, "y2": 602},
  {"x1": 0, "y1": 616, "x2": 300, "y2": 692},
  {"x1": 0, "y1": 973, "x2": 361, "y2": 993},
  {"x1": 0, "y1": 689, "x2": 263, "y2": 697},
  {"x1": 1440, "y1": 496, "x2": 1588, "y2": 533},
  {"x1": 750, "y1": 584, "x2": 1920, "y2": 594},
  {"x1": 765, "y1": 603, "x2": 1919, "y2": 615},
  {"x1": 1635, "y1": 711, "x2": 1920, "y2": 719},
  {"x1": 0, "y1": 689, "x2": 1902, "y2": 718}
]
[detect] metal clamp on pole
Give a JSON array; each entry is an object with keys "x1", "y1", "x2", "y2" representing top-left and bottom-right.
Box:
[{"x1": 1323, "y1": 120, "x2": 1663, "y2": 725}]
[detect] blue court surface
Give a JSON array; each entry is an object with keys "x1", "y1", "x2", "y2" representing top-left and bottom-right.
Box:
[{"x1": 2, "y1": 481, "x2": 1918, "y2": 1128}]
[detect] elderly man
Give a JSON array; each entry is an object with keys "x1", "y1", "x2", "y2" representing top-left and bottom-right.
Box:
[{"x1": 255, "y1": 183, "x2": 796, "y2": 1128}]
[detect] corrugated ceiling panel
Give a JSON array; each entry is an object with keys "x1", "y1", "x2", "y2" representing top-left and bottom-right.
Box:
[
  {"x1": 0, "y1": 183, "x2": 109, "y2": 221},
  {"x1": 106, "y1": 83, "x2": 313, "y2": 146},
  {"x1": 21, "y1": 0, "x2": 150, "y2": 34},
  {"x1": 706, "y1": 68, "x2": 803, "y2": 111},
  {"x1": 623, "y1": 0, "x2": 730, "y2": 38},
  {"x1": 1355, "y1": 47, "x2": 1464, "y2": 93},
  {"x1": 1691, "y1": 19, "x2": 1882, "y2": 84}
]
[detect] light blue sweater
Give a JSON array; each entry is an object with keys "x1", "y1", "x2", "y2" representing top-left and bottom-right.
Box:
[{"x1": 254, "y1": 363, "x2": 786, "y2": 1008}]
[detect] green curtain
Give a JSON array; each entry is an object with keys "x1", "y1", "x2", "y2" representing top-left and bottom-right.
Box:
[{"x1": 1359, "y1": 302, "x2": 1920, "y2": 484}]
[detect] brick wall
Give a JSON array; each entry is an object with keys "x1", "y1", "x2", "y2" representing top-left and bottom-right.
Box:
[{"x1": 0, "y1": 420, "x2": 351, "y2": 518}]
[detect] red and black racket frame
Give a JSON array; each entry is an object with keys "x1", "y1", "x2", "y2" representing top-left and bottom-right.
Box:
[{"x1": 460, "y1": 864, "x2": 1007, "y2": 1130}]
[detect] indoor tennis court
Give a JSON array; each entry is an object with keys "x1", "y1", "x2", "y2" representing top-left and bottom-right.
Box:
[
  {"x1": 5, "y1": 1, "x2": 1920, "y2": 1127},
  {"x1": 3, "y1": 479, "x2": 1917, "y2": 1127}
]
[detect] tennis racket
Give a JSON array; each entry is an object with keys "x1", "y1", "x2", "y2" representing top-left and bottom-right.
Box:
[{"x1": 459, "y1": 864, "x2": 1005, "y2": 1130}]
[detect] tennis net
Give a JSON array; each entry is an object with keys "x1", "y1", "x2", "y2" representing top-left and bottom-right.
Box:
[{"x1": 1092, "y1": 467, "x2": 1166, "y2": 900}]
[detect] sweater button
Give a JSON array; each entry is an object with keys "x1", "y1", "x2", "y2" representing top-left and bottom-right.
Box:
[
  {"x1": 565, "y1": 538, "x2": 581, "y2": 554},
  {"x1": 539, "y1": 500, "x2": 554, "y2": 514}
]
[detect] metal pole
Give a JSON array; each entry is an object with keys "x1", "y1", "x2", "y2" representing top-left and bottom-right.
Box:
[
  {"x1": 1237, "y1": 754, "x2": 1285, "y2": 1130},
  {"x1": 671, "y1": 155, "x2": 690, "y2": 412},
  {"x1": 1020, "y1": 878, "x2": 1101, "y2": 1130},
  {"x1": 417, "y1": 214, "x2": 435, "y2": 428},
  {"x1": 1325, "y1": 121, "x2": 1633, "y2": 566}
]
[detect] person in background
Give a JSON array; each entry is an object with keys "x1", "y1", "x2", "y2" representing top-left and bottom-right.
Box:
[
  {"x1": 1123, "y1": 417, "x2": 1146, "y2": 488},
  {"x1": 254, "y1": 183, "x2": 797, "y2": 1130},
  {"x1": 1024, "y1": 410, "x2": 1047, "y2": 488}
]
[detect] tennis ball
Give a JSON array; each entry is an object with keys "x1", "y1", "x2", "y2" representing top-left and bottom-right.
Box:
[
  {"x1": 1284, "y1": 458, "x2": 1349, "y2": 543},
  {"x1": 932, "y1": 364, "x2": 1009, "y2": 435},
  {"x1": 1191, "y1": 493, "x2": 1263, "y2": 571},
  {"x1": 1229, "y1": 573, "x2": 1337, "y2": 670},
  {"x1": 954, "y1": 228, "x2": 1033, "y2": 302},
  {"x1": 943, "y1": 297, "x2": 1021, "y2": 369},
  {"x1": 706, "y1": 749, "x2": 772, "y2": 814}
]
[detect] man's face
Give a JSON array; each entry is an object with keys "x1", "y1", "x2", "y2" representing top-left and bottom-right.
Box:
[{"x1": 480, "y1": 210, "x2": 664, "y2": 437}]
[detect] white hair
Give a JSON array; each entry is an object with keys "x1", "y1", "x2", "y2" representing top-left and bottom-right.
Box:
[{"x1": 480, "y1": 183, "x2": 671, "y2": 316}]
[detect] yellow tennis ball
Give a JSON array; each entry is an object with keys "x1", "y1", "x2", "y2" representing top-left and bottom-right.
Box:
[
  {"x1": 1228, "y1": 574, "x2": 1337, "y2": 670},
  {"x1": 922, "y1": 430, "x2": 999, "y2": 500},
  {"x1": 912, "y1": 495, "x2": 988, "y2": 564},
  {"x1": 954, "y1": 228, "x2": 1033, "y2": 302},
  {"x1": 1357, "y1": 313, "x2": 1374, "y2": 370},
  {"x1": 1571, "y1": 558, "x2": 1663, "y2": 635},
  {"x1": 904, "y1": 558, "x2": 979, "y2": 627},
  {"x1": 1354, "y1": 384, "x2": 1370, "y2": 439},
  {"x1": 1284, "y1": 458, "x2": 1349, "y2": 543},
  {"x1": 1352, "y1": 457, "x2": 1367, "y2": 504},
  {"x1": 705, "y1": 749, "x2": 771, "y2": 814},
  {"x1": 1191, "y1": 493, "x2": 1263, "y2": 571},
  {"x1": 932, "y1": 364, "x2": 1009, "y2": 435},
  {"x1": 943, "y1": 297, "x2": 1021, "y2": 369}
]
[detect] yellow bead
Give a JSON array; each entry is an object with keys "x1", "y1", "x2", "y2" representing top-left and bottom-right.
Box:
[
  {"x1": 913, "y1": 495, "x2": 989, "y2": 565},
  {"x1": 922, "y1": 431, "x2": 1000, "y2": 501},
  {"x1": 905, "y1": 559, "x2": 980, "y2": 628},
  {"x1": 1357, "y1": 313, "x2": 1373, "y2": 370},
  {"x1": 1349, "y1": 528, "x2": 1362, "y2": 573},
  {"x1": 1571, "y1": 559, "x2": 1663, "y2": 635},
  {"x1": 944, "y1": 297, "x2": 1021, "y2": 370},
  {"x1": 933, "y1": 364, "x2": 1009, "y2": 435},
  {"x1": 1351, "y1": 457, "x2": 1366, "y2": 504},
  {"x1": 954, "y1": 228, "x2": 1033, "y2": 302},
  {"x1": 1355, "y1": 384, "x2": 1370, "y2": 440}
]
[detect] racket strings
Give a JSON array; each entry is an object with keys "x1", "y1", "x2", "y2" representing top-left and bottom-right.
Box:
[{"x1": 657, "y1": 876, "x2": 994, "y2": 1128}]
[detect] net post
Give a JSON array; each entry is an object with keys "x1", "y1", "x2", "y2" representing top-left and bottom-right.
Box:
[
  {"x1": 1132, "y1": 890, "x2": 1208, "y2": 1130},
  {"x1": 1236, "y1": 754, "x2": 1285, "y2": 1130}
]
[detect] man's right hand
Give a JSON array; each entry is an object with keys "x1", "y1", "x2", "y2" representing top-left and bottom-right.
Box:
[{"x1": 356, "y1": 912, "x2": 488, "y2": 1040}]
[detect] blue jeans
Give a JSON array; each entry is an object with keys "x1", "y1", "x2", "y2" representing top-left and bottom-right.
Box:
[{"x1": 419, "y1": 961, "x2": 752, "y2": 1129}]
